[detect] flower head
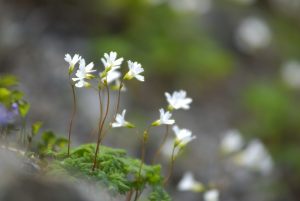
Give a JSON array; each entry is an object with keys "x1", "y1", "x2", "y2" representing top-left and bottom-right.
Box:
[
  {"x1": 124, "y1": 60, "x2": 144, "y2": 81},
  {"x1": 234, "y1": 139, "x2": 273, "y2": 175},
  {"x1": 72, "y1": 59, "x2": 96, "y2": 88},
  {"x1": 165, "y1": 90, "x2": 192, "y2": 110},
  {"x1": 112, "y1": 109, "x2": 135, "y2": 128},
  {"x1": 101, "y1": 51, "x2": 123, "y2": 71},
  {"x1": 101, "y1": 69, "x2": 121, "y2": 84},
  {"x1": 204, "y1": 189, "x2": 219, "y2": 201},
  {"x1": 173, "y1": 125, "x2": 196, "y2": 147},
  {"x1": 177, "y1": 172, "x2": 204, "y2": 192},
  {"x1": 152, "y1": 108, "x2": 175, "y2": 126},
  {"x1": 64, "y1": 53, "x2": 81, "y2": 74},
  {"x1": 220, "y1": 129, "x2": 244, "y2": 154}
]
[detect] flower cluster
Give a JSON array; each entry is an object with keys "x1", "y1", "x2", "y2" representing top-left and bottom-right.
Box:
[
  {"x1": 65, "y1": 51, "x2": 144, "y2": 89},
  {"x1": 150, "y1": 89, "x2": 195, "y2": 155},
  {"x1": 64, "y1": 51, "x2": 197, "y2": 198}
]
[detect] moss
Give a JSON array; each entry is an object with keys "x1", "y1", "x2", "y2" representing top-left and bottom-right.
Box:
[{"x1": 47, "y1": 143, "x2": 170, "y2": 200}]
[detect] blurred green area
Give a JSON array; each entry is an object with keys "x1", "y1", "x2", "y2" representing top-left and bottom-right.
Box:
[{"x1": 89, "y1": 0, "x2": 234, "y2": 83}]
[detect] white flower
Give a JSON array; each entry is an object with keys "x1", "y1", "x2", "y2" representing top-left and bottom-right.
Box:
[
  {"x1": 165, "y1": 90, "x2": 192, "y2": 110},
  {"x1": 64, "y1": 53, "x2": 81, "y2": 73},
  {"x1": 173, "y1": 125, "x2": 196, "y2": 147},
  {"x1": 124, "y1": 60, "x2": 144, "y2": 81},
  {"x1": 161, "y1": 138, "x2": 179, "y2": 158},
  {"x1": 73, "y1": 79, "x2": 90, "y2": 88},
  {"x1": 112, "y1": 110, "x2": 134, "y2": 128},
  {"x1": 204, "y1": 189, "x2": 219, "y2": 201},
  {"x1": 152, "y1": 108, "x2": 175, "y2": 126},
  {"x1": 235, "y1": 17, "x2": 271, "y2": 53},
  {"x1": 102, "y1": 70, "x2": 121, "y2": 84},
  {"x1": 101, "y1": 51, "x2": 123, "y2": 70},
  {"x1": 234, "y1": 139, "x2": 273, "y2": 175},
  {"x1": 78, "y1": 58, "x2": 96, "y2": 75},
  {"x1": 72, "y1": 59, "x2": 96, "y2": 88},
  {"x1": 177, "y1": 172, "x2": 204, "y2": 192},
  {"x1": 281, "y1": 60, "x2": 300, "y2": 88},
  {"x1": 220, "y1": 129, "x2": 244, "y2": 154}
]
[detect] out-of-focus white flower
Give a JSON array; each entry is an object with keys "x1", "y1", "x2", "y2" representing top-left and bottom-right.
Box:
[
  {"x1": 112, "y1": 109, "x2": 134, "y2": 128},
  {"x1": 281, "y1": 60, "x2": 300, "y2": 88},
  {"x1": 235, "y1": 17, "x2": 271, "y2": 53},
  {"x1": 173, "y1": 125, "x2": 196, "y2": 147},
  {"x1": 124, "y1": 60, "x2": 144, "y2": 82},
  {"x1": 204, "y1": 189, "x2": 219, "y2": 201},
  {"x1": 234, "y1": 139, "x2": 273, "y2": 175},
  {"x1": 220, "y1": 129, "x2": 244, "y2": 154},
  {"x1": 72, "y1": 79, "x2": 90, "y2": 88},
  {"x1": 101, "y1": 70, "x2": 121, "y2": 84},
  {"x1": 101, "y1": 51, "x2": 123, "y2": 71},
  {"x1": 161, "y1": 138, "x2": 179, "y2": 158},
  {"x1": 177, "y1": 172, "x2": 204, "y2": 192},
  {"x1": 72, "y1": 59, "x2": 96, "y2": 88},
  {"x1": 169, "y1": 0, "x2": 212, "y2": 14},
  {"x1": 152, "y1": 108, "x2": 175, "y2": 126},
  {"x1": 165, "y1": 90, "x2": 192, "y2": 110},
  {"x1": 65, "y1": 53, "x2": 81, "y2": 73}
]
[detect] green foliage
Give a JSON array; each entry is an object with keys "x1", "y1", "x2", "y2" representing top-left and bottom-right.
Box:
[
  {"x1": 38, "y1": 131, "x2": 68, "y2": 156},
  {"x1": 0, "y1": 75, "x2": 18, "y2": 88},
  {"x1": 47, "y1": 143, "x2": 169, "y2": 198},
  {"x1": 32, "y1": 121, "x2": 43, "y2": 136},
  {"x1": 91, "y1": 1, "x2": 234, "y2": 82},
  {"x1": 0, "y1": 74, "x2": 30, "y2": 117},
  {"x1": 148, "y1": 186, "x2": 171, "y2": 201}
]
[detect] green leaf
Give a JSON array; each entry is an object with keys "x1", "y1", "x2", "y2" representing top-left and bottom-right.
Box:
[
  {"x1": 0, "y1": 88, "x2": 11, "y2": 101},
  {"x1": 55, "y1": 138, "x2": 68, "y2": 148},
  {"x1": 0, "y1": 75, "x2": 18, "y2": 87},
  {"x1": 11, "y1": 90, "x2": 24, "y2": 102},
  {"x1": 41, "y1": 131, "x2": 56, "y2": 147},
  {"x1": 18, "y1": 100, "x2": 30, "y2": 117},
  {"x1": 32, "y1": 121, "x2": 43, "y2": 136}
]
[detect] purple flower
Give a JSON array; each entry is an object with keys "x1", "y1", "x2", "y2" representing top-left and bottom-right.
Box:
[{"x1": 0, "y1": 103, "x2": 19, "y2": 125}]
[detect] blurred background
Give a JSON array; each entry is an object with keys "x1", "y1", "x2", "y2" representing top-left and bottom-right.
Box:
[{"x1": 1, "y1": 0, "x2": 300, "y2": 200}]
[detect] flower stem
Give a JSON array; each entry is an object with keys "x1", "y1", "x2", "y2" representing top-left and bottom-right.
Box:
[
  {"x1": 125, "y1": 190, "x2": 133, "y2": 201},
  {"x1": 113, "y1": 79, "x2": 124, "y2": 121},
  {"x1": 137, "y1": 135, "x2": 147, "y2": 180},
  {"x1": 151, "y1": 125, "x2": 169, "y2": 164},
  {"x1": 67, "y1": 77, "x2": 77, "y2": 156},
  {"x1": 98, "y1": 89, "x2": 103, "y2": 127},
  {"x1": 163, "y1": 144, "x2": 176, "y2": 186},
  {"x1": 92, "y1": 83, "x2": 110, "y2": 171}
]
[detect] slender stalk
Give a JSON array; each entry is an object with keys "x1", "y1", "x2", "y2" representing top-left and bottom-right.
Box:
[
  {"x1": 92, "y1": 83, "x2": 110, "y2": 171},
  {"x1": 163, "y1": 144, "x2": 177, "y2": 186},
  {"x1": 133, "y1": 190, "x2": 140, "y2": 201},
  {"x1": 152, "y1": 125, "x2": 169, "y2": 164},
  {"x1": 125, "y1": 190, "x2": 133, "y2": 201},
  {"x1": 98, "y1": 88, "x2": 103, "y2": 125},
  {"x1": 67, "y1": 78, "x2": 77, "y2": 156},
  {"x1": 114, "y1": 79, "x2": 123, "y2": 117},
  {"x1": 96, "y1": 80, "x2": 124, "y2": 149},
  {"x1": 137, "y1": 137, "x2": 146, "y2": 180},
  {"x1": 137, "y1": 126, "x2": 151, "y2": 180}
]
